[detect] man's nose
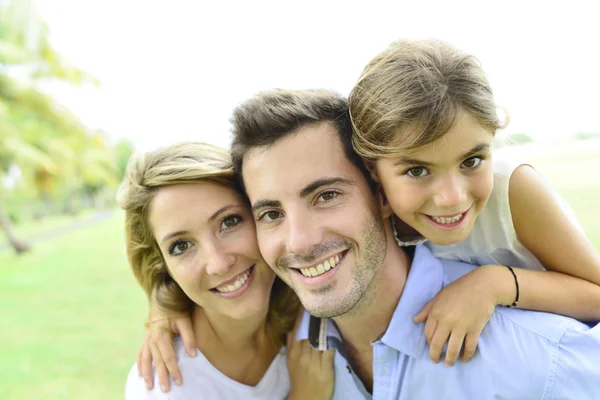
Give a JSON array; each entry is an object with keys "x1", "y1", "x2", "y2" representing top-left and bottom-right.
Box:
[{"x1": 285, "y1": 211, "x2": 323, "y2": 257}]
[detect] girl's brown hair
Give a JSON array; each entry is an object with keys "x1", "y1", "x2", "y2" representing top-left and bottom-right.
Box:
[
  {"x1": 117, "y1": 142, "x2": 299, "y2": 347},
  {"x1": 349, "y1": 39, "x2": 507, "y2": 160}
]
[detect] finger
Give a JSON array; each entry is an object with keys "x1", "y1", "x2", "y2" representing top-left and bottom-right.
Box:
[
  {"x1": 157, "y1": 336, "x2": 182, "y2": 386},
  {"x1": 173, "y1": 317, "x2": 197, "y2": 358},
  {"x1": 429, "y1": 325, "x2": 451, "y2": 363},
  {"x1": 140, "y1": 341, "x2": 154, "y2": 390},
  {"x1": 149, "y1": 340, "x2": 170, "y2": 392},
  {"x1": 321, "y1": 348, "x2": 335, "y2": 369},
  {"x1": 287, "y1": 331, "x2": 297, "y2": 352},
  {"x1": 413, "y1": 299, "x2": 434, "y2": 323},
  {"x1": 136, "y1": 344, "x2": 144, "y2": 377},
  {"x1": 461, "y1": 332, "x2": 479, "y2": 362},
  {"x1": 444, "y1": 331, "x2": 466, "y2": 366},
  {"x1": 423, "y1": 316, "x2": 438, "y2": 345}
]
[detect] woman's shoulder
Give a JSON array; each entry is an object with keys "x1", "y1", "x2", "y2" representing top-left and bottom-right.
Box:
[
  {"x1": 123, "y1": 338, "x2": 211, "y2": 400},
  {"x1": 125, "y1": 339, "x2": 290, "y2": 400}
]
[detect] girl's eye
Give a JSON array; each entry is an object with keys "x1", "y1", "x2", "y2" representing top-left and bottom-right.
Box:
[
  {"x1": 169, "y1": 240, "x2": 192, "y2": 256},
  {"x1": 258, "y1": 211, "x2": 282, "y2": 223},
  {"x1": 406, "y1": 167, "x2": 430, "y2": 178},
  {"x1": 461, "y1": 156, "x2": 482, "y2": 169},
  {"x1": 318, "y1": 190, "x2": 339, "y2": 203},
  {"x1": 221, "y1": 215, "x2": 242, "y2": 230}
]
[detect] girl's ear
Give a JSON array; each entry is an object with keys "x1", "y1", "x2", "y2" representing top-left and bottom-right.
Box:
[
  {"x1": 377, "y1": 183, "x2": 393, "y2": 219},
  {"x1": 364, "y1": 160, "x2": 380, "y2": 183}
]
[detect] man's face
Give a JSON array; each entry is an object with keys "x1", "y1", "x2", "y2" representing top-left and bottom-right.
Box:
[{"x1": 242, "y1": 122, "x2": 388, "y2": 318}]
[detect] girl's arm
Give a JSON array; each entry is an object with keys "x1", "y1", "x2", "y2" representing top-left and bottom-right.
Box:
[{"x1": 500, "y1": 164, "x2": 600, "y2": 320}]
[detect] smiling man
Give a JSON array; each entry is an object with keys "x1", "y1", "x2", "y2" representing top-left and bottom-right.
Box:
[{"x1": 229, "y1": 88, "x2": 600, "y2": 399}]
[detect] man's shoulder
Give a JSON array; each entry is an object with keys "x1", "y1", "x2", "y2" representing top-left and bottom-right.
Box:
[{"x1": 435, "y1": 256, "x2": 591, "y2": 343}]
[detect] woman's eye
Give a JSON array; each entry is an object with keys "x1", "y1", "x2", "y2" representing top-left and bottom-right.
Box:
[
  {"x1": 221, "y1": 215, "x2": 242, "y2": 230},
  {"x1": 461, "y1": 157, "x2": 482, "y2": 169},
  {"x1": 169, "y1": 240, "x2": 192, "y2": 256},
  {"x1": 259, "y1": 211, "x2": 282, "y2": 223},
  {"x1": 406, "y1": 167, "x2": 430, "y2": 178}
]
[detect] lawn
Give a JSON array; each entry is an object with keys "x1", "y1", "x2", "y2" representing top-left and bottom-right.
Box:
[
  {"x1": 0, "y1": 142, "x2": 598, "y2": 399},
  {"x1": 0, "y1": 212, "x2": 147, "y2": 399}
]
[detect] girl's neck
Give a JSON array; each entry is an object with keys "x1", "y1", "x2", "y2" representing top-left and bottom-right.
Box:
[{"x1": 392, "y1": 214, "x2": 423, "y2": 242}]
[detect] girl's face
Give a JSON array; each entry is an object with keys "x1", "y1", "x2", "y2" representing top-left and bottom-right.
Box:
[
  {"x1": 374, "y1": 111, "x2": 495, "y2": 246},
  {"x1": 149, "y1": 182, "x2": 275, "y2": 320}
]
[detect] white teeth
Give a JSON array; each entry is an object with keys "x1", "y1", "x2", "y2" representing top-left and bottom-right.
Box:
[
  {"x1": 432, "y1": 214, "x2": 462, "y2": 224},
  {"x1": 299, "y1": 253, "x2": 343, "y2": 278},
  {"x1": 216, "y1": 269, "x2": 250, "y2": 293}
]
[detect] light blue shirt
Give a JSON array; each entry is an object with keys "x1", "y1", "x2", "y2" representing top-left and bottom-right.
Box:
[{"x1": 297, "y1": 245, "x2": 600, "y2": 399}]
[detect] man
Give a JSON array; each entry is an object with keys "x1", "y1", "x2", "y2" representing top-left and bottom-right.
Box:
[{"x1": 230, "y1": 88, "x2": 600, "y2": 399}]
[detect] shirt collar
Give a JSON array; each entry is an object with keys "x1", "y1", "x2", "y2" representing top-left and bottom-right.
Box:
[
  {"x1": 380, "y1": 244, "x2": 445, "y2": 358},
  {"x1": 295, "y1": 245, "x2": 444, "y2": 358},
  {"x1": 296, "y1": 310, "x2": 342, "y2": 343}
]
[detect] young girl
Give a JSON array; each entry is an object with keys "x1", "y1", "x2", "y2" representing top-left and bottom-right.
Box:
[{"x1": 348, "y1": 38, "x2": 600, "y2": 366}]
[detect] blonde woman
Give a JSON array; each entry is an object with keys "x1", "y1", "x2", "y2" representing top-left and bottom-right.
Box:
[{"x1": 119, "y1": 142, "x2": 334, "y2": 399}]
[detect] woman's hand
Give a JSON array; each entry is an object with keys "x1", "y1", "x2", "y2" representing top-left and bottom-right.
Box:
[
  {"x1": 286, "y1": 332, "x2": 335, "y2": 400},
  {"x1": 137, "y1": 312, "x2": 197, "y2": 392},
  {"x1": 413, "y1": 265, "x2": 503, "y2": 366}
]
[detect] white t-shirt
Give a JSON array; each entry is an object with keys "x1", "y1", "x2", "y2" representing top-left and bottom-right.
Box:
[
  {"x1": 125, "y1": 337, "x2": 290, "y2": 400},
  {"x1": 423, "y1": 156, "x2": 582, "y2": 270}
]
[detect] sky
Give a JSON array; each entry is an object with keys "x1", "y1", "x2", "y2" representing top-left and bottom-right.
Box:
[{"x1": 35, "y1": 0, "x2": 600, "y2": 151}]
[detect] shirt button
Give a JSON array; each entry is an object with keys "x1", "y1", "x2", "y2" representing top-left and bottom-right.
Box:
[{"x1": 346, "y1": 365, "x2": 352, "y2": 374}]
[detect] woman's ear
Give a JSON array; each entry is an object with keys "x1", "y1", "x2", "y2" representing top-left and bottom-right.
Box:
[{"x1": 364, "y1": 160, "x2": 380, "y2": 183}]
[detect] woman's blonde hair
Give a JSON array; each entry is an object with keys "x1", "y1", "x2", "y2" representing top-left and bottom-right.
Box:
[
  {"x1": 117, "y1": 141, "x2": 299, "y2": 346},
  {"x1": 349, "y1": 39, "x2": 507, "y2": 160}
]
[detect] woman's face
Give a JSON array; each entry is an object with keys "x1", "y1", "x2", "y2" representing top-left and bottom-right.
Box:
[{"x1": 149, "y1": 182, "x2": 275, "y2": 320}]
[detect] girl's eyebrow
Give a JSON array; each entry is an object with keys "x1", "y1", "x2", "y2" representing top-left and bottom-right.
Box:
[{"x1": 393, "y1": 143, "x2": 490, "y2": 166}]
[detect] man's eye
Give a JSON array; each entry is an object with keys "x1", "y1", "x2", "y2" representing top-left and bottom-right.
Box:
[
  {"x1": 169, "y1": 240, "x2": 192, "y2": 256},
  {"x1": 221, "y1": 215, "x2": 242, "y2": 230},
  {"x1": 259, "y1": 211, "x2": 282, "y2": 223},
  {"x1": 406, "y1": 167, "x2": 430, "y2": 178},
  {"x1": 318, "y1": 191, "x2": 339, "y2": 202},
  {"x1": 461, "y1": 157, "x2": 482, "y2": 169}
]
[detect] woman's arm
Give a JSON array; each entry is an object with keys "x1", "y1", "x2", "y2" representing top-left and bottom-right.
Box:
[{"x1": 501, "y1": 164, "x2": 600, "y2": 320}]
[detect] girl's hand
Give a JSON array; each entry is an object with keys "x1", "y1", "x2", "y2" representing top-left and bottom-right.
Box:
[
  {"x1": 137, "y1": 313, "x2": 196, "y2": 392},
  {"x1": 413, "y1": 265, "x2": 501, "y2": 366},
  {"x1": 286, "y1": 332, "x2": 335, "y2": 400}
]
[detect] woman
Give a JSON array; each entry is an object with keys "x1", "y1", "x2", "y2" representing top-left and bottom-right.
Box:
[{"x1": 119, "y1": 142, "x2": 334, "y2": 399}]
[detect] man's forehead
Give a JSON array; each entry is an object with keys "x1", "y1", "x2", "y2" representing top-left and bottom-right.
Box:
[{"x1": 241, "y1": 124, "x2": 355, "y2": 201}]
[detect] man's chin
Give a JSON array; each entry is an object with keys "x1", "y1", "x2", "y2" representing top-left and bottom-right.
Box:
[{"x1": 300, "y1": 296, "x2": 355, "y2": 319}]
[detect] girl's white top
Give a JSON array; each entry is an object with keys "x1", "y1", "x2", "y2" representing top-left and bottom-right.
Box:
[
  {"x1": 125, "y1": 337, "x2": 290, "y2": 400},
  {"x1": 402, "y1": 156, "x2": 582, "y2": 270}
]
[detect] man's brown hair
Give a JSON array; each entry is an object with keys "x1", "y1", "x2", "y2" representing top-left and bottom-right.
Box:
[{"x1": 230, "y1": 88, "x2": 376, "y2": 192}]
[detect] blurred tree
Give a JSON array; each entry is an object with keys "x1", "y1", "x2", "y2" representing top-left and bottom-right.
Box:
[{"x1": 0, "y1": 0, "x2": 115, "y2": 254}]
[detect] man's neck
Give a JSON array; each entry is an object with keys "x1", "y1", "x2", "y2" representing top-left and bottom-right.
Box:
[{"x1": 332, "y1": 224, "x2": 411, "y2": 391}]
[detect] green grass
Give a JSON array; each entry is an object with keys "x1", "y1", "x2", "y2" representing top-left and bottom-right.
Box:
[
  {"x1": 1, "y1": 208, "x2": 99, "y2": 243},
  {"x1": 0, "y1": 145, "x2": 598, "y2": 399},
  {"x1": 0, "y1": 211, "x2": 147, "y2": 400}
]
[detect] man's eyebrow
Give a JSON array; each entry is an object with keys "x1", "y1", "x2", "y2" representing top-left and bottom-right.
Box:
[
  {"x1": 393, "y1": 143, "x2": 491, "y2": 166},
  {"x1": 299, "y1": 177, "x2": 355, "y2": 198},
  {"x1": 251, "y1": 200, "x2": 281, "y2": 214}
]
